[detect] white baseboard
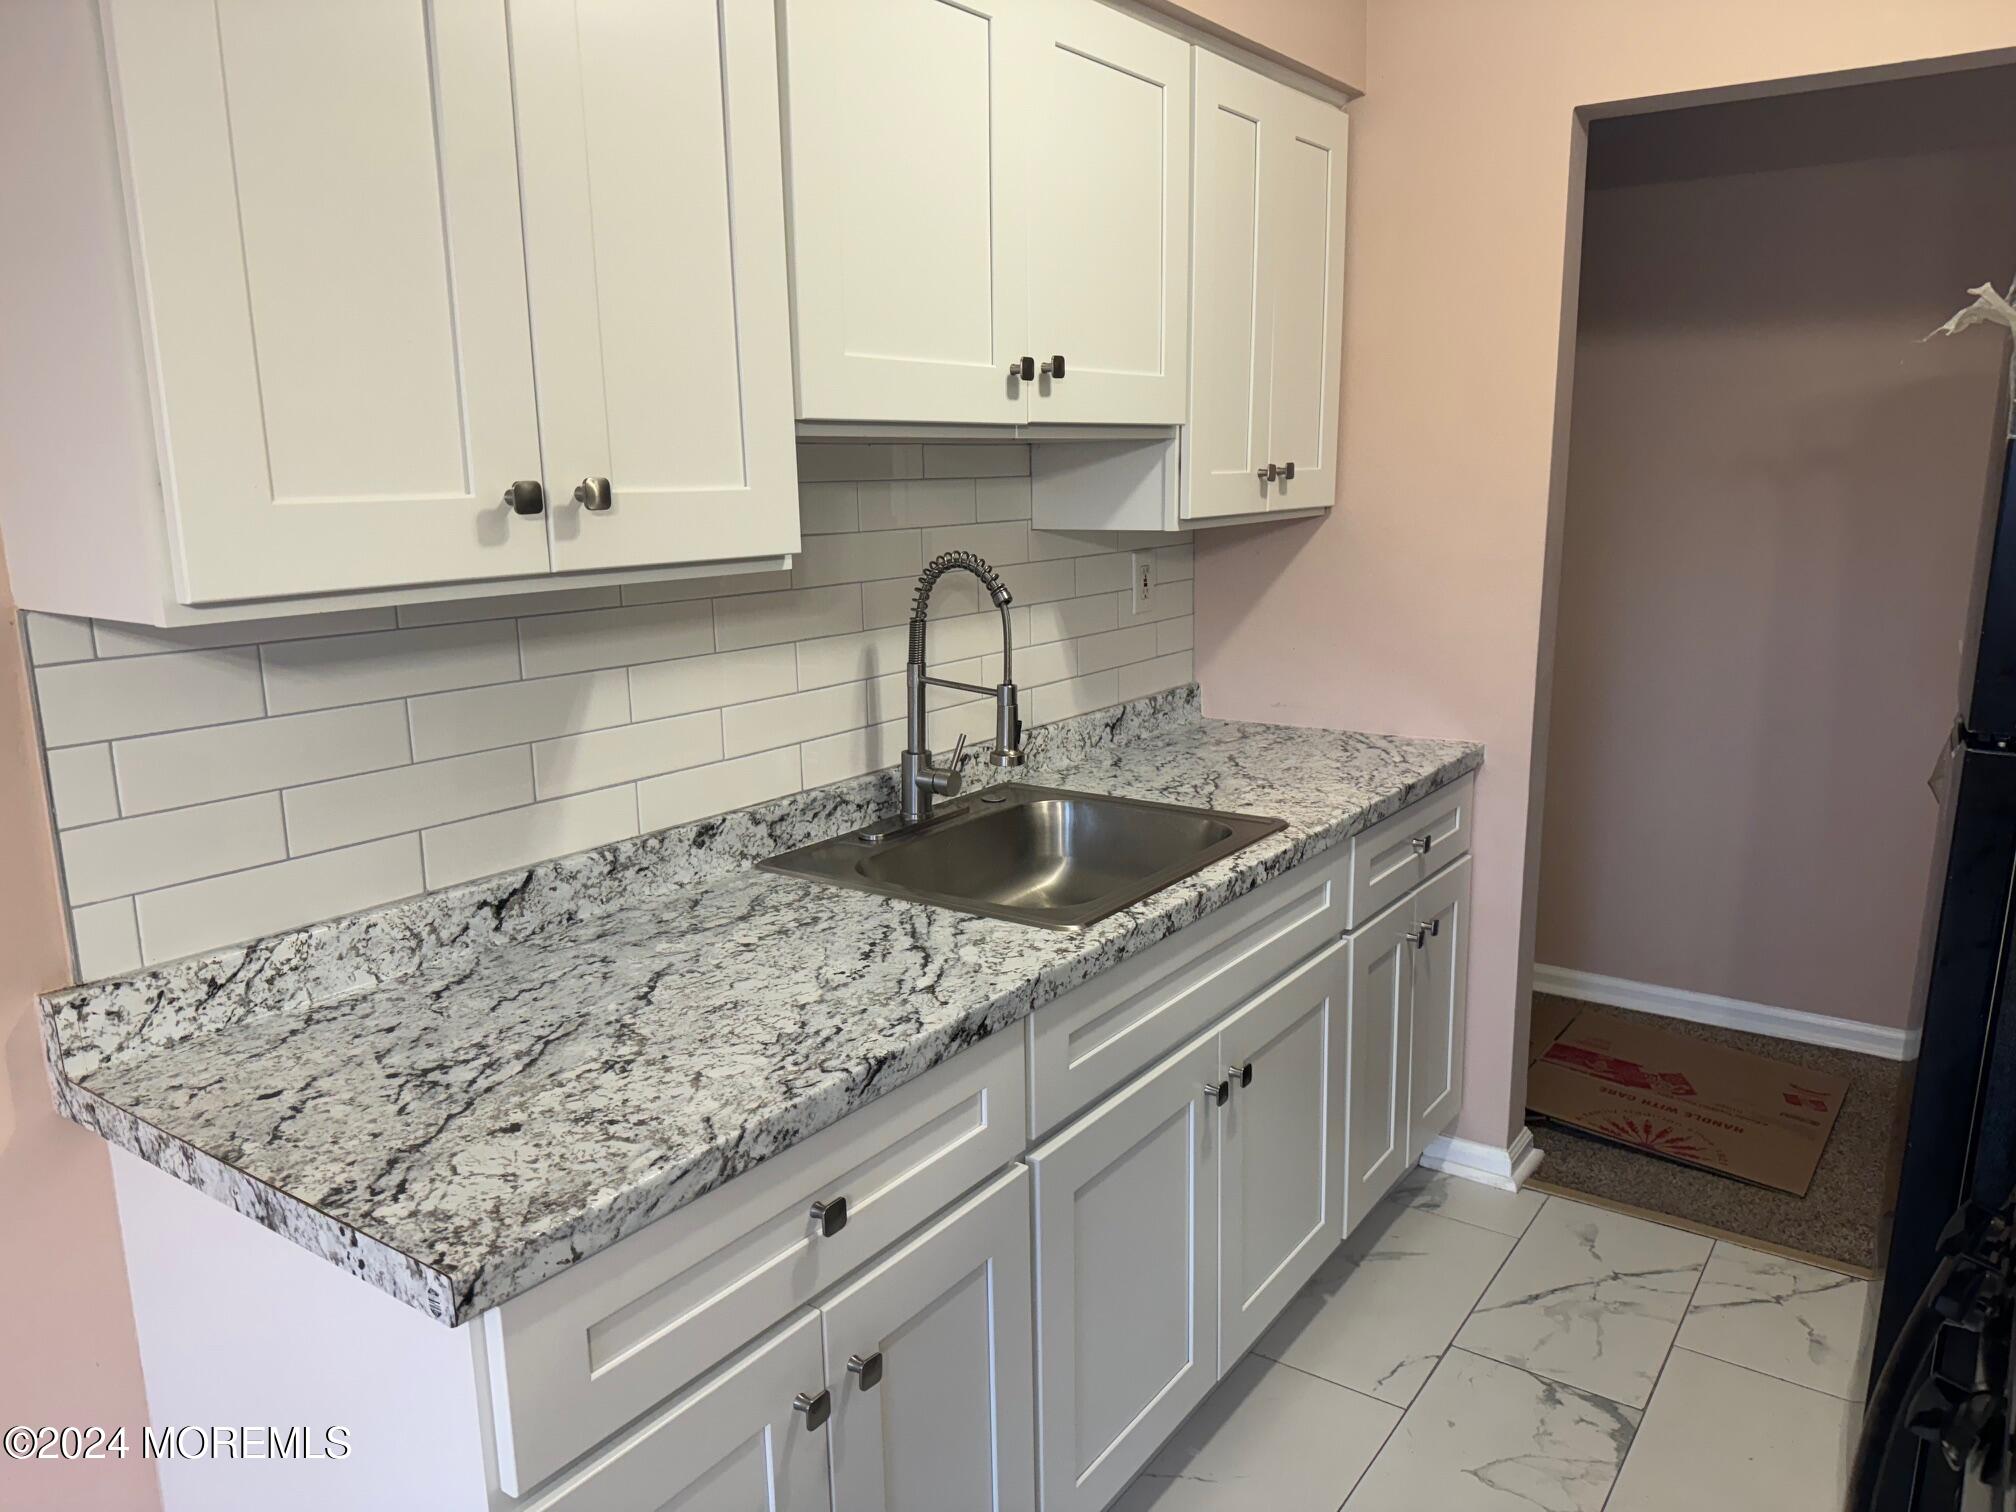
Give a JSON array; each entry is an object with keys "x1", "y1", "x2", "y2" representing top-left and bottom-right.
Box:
[
  {"x1": 1532, "y1": 964, "x2": 1920, "y2": 1061},
  {"x1": 1418, "y1": 1126, "x2": 1545, "y2": 1193}
]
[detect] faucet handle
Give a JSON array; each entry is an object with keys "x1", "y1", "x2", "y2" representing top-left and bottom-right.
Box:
[{"x1": 947, "y1": 734, "x2": 969, "y2": 771}]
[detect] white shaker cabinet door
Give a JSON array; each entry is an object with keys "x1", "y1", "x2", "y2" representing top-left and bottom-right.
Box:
[
  {"x1": 1217, "y1": 939, "x2": 1348, "y2": 1366},
  {"x1": 1183, "y1": 49, "x2": 1275, "y2": 519},
  {"x1": 1029, "y1": 1031, "x2": 1220, "y2": 1512},
  {"x1": 512, "y1": 0, "x2": 800, "y2": 573},
  {"x1": 1022, "y1": 0, "x2": 1191, "y2": 425},
  {"x1": 104, "y1": 0, "x2": 549, "y2": 603},
  {"x1": 820, "y1": 1169, "x2": 1035, "y2": 1512},
  {"x1": 1408, "y1": 857, "x2": 1471, "y2": 1159},
  {"x1": 1344, "y1": 901, "x2": 1414, "y2": 1233},
  {"x1": 1258, "y1": 87, "x2": 1349, "y2": 513},
  {"x1": 523, "y1": 1309, "x2": 831, "y2": 1512},
  {"x1": 782, "y1": 0, "x2": 1030, "y2": 424}
]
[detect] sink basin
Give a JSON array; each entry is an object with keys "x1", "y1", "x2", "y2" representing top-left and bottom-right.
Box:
[{"x1": 757, "y1": 783, "x2": 1287, "y2": 930}]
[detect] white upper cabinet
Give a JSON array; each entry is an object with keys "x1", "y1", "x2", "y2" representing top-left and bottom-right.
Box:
[
  {"x1": 1184, "y1": 50, "x2": 1349, "y2": 521},
  {"x1": 782, "y1": 0, "x2": 1189, "y2": 427},
  {"x1": 105, "y1": 0, "x2": 549, "y2": 603},
  {"x1": 1023, "y1": 0, "x2": 1192, "y2": 425},
  {"x1": 781, "y1": 0, "x2": 1029, "y2": 425},
  {"x1": 12, "y1": 0, "x2": 797, "y2": 623},
  {"x1": 512, "y1": 0, "x2": 801, "y2": 574}
]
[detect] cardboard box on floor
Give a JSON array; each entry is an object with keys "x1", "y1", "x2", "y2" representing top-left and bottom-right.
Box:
[{"x1": 1526, "y1": 1003, "x2": 1847, "y2": 1196}]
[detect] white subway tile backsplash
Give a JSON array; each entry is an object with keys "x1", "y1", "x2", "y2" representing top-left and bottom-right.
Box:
[
  {"x1": 629, "y1": 645, "x2": 797, "y2": 722},
  {"x1": 799, "y1": 483, "x2": 860, "y2": 535},
  {"x1": 863, "y1": 571, "x2": 978, "y2": 628},
  {"x1": 408, "y1": 671, "x2": 630, "y2": 762},
  {"x1": 396, "y1": 586, "x2": 622, "y2": 628},
  {"x1": 421, "y1": 787, "x2": 638, "y2": 889},
  {"x1": 72, "y1": 898, "x2": 142, "y2": 981},
  {"x1": 857, "y1": 480, "x2": 977, "y2": 531},
  {"x1": 24, "y1": 443, "x2": 1197, "y2": 970},
  {"x1": 93, "y1": 608, "x2": 397, "y2": 658},
  {"x1": 518, "y1": 599, "x2": 714, "y2": 679},
  {"x1": 790, "y1": 528, "x2": 921, "y2": 589},
  {"x1": 531, "y1": 710, "x2": 721, "y2": 799},
  {"x1": 923, "y1": 443, "x2": 1028, "y2": 478},
  {"x1": 975, "y1": 477, "x2": 1034, "y2": 521},
  {"x1": 1074, "y1": 552, "x2": 1132, "y2": 596},
  {"x1": 24, "y1": 613, "x2": 98, "y2": 665},
  {"x1": 1076, "y1": 623, "x2": 1160, "y2": 676},
  {"x1": 920, "y1": 522, "x2": 1030, "y2": 565},
  {"x1": 1032, "y1": 670, "x2": 1122, "y2": 725},
  {"x1": 262, "y1": 622, "x2": 518, "y2": 716},
  {"x1": 135, "y1": 835, "x2": 423, "y2": 965},
  {"x1": 638, "y1": 746, "x2": 802, "y2": 831},
  {"x1": 1025, "y1": 594, "x2": 1118, "y2": 645},
  {"x1": 60, "y1": 793, "x2": 286, "y2": 906},
  {"x1": 722, "y1": 681, "x2": 887, "y2": 759},
  {"x1": 112, "y1": 700, "x2": 410, "y2": 816},
  {"x1": 996, "y1": 558, "x2": 1079, "y2": 606},
  {"x1": 36, "y1": 646, "x2": 266, "y2": 746},
  {"x1": 1152, "y1": 543, "x2": 1194, "y2": 582},
  {"x1": 715, "y1": 585, "x2": 862, "y2": 650},
  {"x1": 283, "y1": 748, "x2": 534, "y2": 856},
  {"x1": 1119, "y1": 651, "x2": 1194, "y2": 703},
  {"x1": 796, "y1": 443, "x2": 922, "y2": 482},
  {"x1": 46, "y1": 744, "x2": 120, "y2": 828}
]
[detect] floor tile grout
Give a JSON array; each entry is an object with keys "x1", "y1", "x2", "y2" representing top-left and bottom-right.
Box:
[{"x1": 1598, "y1": 1225, "x2": 1715, "y2": 1512}]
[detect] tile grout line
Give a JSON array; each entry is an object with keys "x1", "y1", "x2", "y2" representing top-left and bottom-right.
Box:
[
  {"x1": 1325, "y1": 1181, "x2": 1556, "y2": 1510},
  {"x1": 1597, "y1": 1230, "x2": 1718, "y2": 1512}
]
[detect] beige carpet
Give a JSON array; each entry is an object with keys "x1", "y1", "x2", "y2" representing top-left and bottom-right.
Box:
[{"x1": 1527, "y1": 994, "x2": 1905, "y2": 1272}]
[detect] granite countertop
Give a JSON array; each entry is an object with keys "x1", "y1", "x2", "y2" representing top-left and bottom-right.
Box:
[{"x1": 41, "y1": 689, "x2": 1480, "y2": 1326}]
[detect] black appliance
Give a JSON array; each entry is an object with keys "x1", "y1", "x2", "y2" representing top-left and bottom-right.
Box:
[{"x1": 1859, "y1": 412, "x2": 2016, "y2": 1510}]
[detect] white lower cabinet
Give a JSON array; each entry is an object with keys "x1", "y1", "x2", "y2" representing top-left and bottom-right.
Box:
[
  {"x1": 1217, "y1": 940, "x2": 1348, "y2": 1365},
  {"x1": 1344, "y1": 855, "x2": 1475, "y2": 1232},
  {"x1": 821, "y1": 1169, "x2": 1036, "y2": 1512},
  {"x1": 521, "y1": 1309, "x2": 833, "y2": 1512},
  {"x1": 1028, "y1": 1031, "x2": 1221, "y2": 1512}
]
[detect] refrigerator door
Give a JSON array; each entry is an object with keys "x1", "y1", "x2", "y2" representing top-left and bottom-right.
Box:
[
  {"x1": 1957, "y1": 434, "x2": 2016, "y2": 739},
  {"x1": 1880, "y1": 741, "x2": 2016, "y2": 1366}
]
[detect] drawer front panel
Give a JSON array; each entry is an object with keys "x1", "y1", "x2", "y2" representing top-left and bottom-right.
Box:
[
  {"x1": 1346, "y1": 775, "x2": 1472, "y2": 928},
  {"x1": 1028, "y1": 849, "x2": 1348, "y2": 1139},
  {"x1": 484, "y1": 1030, "x2": 1026, "y2": 1496},
  {"x1": 514, "y1": 1308, "x2": 831, "y2": 1512}
]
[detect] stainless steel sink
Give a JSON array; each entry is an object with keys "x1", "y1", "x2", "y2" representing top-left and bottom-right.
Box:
[{"x1": 757, "y1": 783, "x2": 1287, "y2": 930}]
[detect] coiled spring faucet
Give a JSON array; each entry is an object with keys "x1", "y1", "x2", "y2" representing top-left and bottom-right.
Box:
[{"x1": 898, "y1": 551, "x2": 1024, "y2": 826}]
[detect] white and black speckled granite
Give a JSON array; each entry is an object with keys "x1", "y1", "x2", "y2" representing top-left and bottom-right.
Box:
[{"x1": 42, "y1": 688, "x2": 1480, "y2": 1326}]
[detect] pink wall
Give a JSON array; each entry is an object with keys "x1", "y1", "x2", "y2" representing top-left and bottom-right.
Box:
[
  {"x1": 1535, "y1": 71, "x2": 2016, "y2": 1032},
  {"x1": 1194, "y1": 0, "x2": 2016, "y2": 1150},
  {"x1": 1140, "y1": 0, "x2": 1366, "y2": 92},
  {"x1": 0, "y1": 537, "x2": 158, "y2": 1511}
]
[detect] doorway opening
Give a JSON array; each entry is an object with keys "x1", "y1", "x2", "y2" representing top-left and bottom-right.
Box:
[{"x1": 1527, "y1": 63, "x2": 2016, "y2": 1271}]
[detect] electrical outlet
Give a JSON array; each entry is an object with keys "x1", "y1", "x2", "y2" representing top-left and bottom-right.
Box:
[{"x1": 1130, "y1": 553, "x2": 1154, "y2": 616}]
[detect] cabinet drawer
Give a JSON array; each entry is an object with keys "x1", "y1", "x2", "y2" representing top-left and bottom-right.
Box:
[
  {"x1": 483, "y1": 1029, "x2": 1025, "y2": 1496},
  {"x1": 1346, "y1": 775, "x2": 1473, "y2": 928},
  {"x1": 509, "y1": 1308, "x2": 831, "y2": 1512},
  {"x1": 1027, "y1": 848, "x2": 1348, "y2": 1138}
]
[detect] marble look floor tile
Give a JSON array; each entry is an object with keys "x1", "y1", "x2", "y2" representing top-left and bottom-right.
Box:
[
  {"x1": 1453, "y1": 1197, "x2": 1711, "y2": 1408},
  {"x1": 1674, "y1": 1241, "x2": 1874, "y2": 1400},
  {"x1": 1394, "y1": 1167, "x2": 1547, "y2": 1238},
  {"x1": 1344, "y1": 1348, "x2": 1639, "y2": 1512},
  {"x1": 1605, "y1": 1347, "x2": 1858, "y2": 1512},
  {"x1": 1256, "y1": 1199, "x2": 1515, "y2": 1406},
  {"x1": 1112, "y1": 1355, "x2": 1399, "y2": 1512}
]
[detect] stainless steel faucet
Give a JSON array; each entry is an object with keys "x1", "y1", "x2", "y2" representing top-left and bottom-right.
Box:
[{"x1": 897, "y1": 551, "x2": 1024, "y2": 826}]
